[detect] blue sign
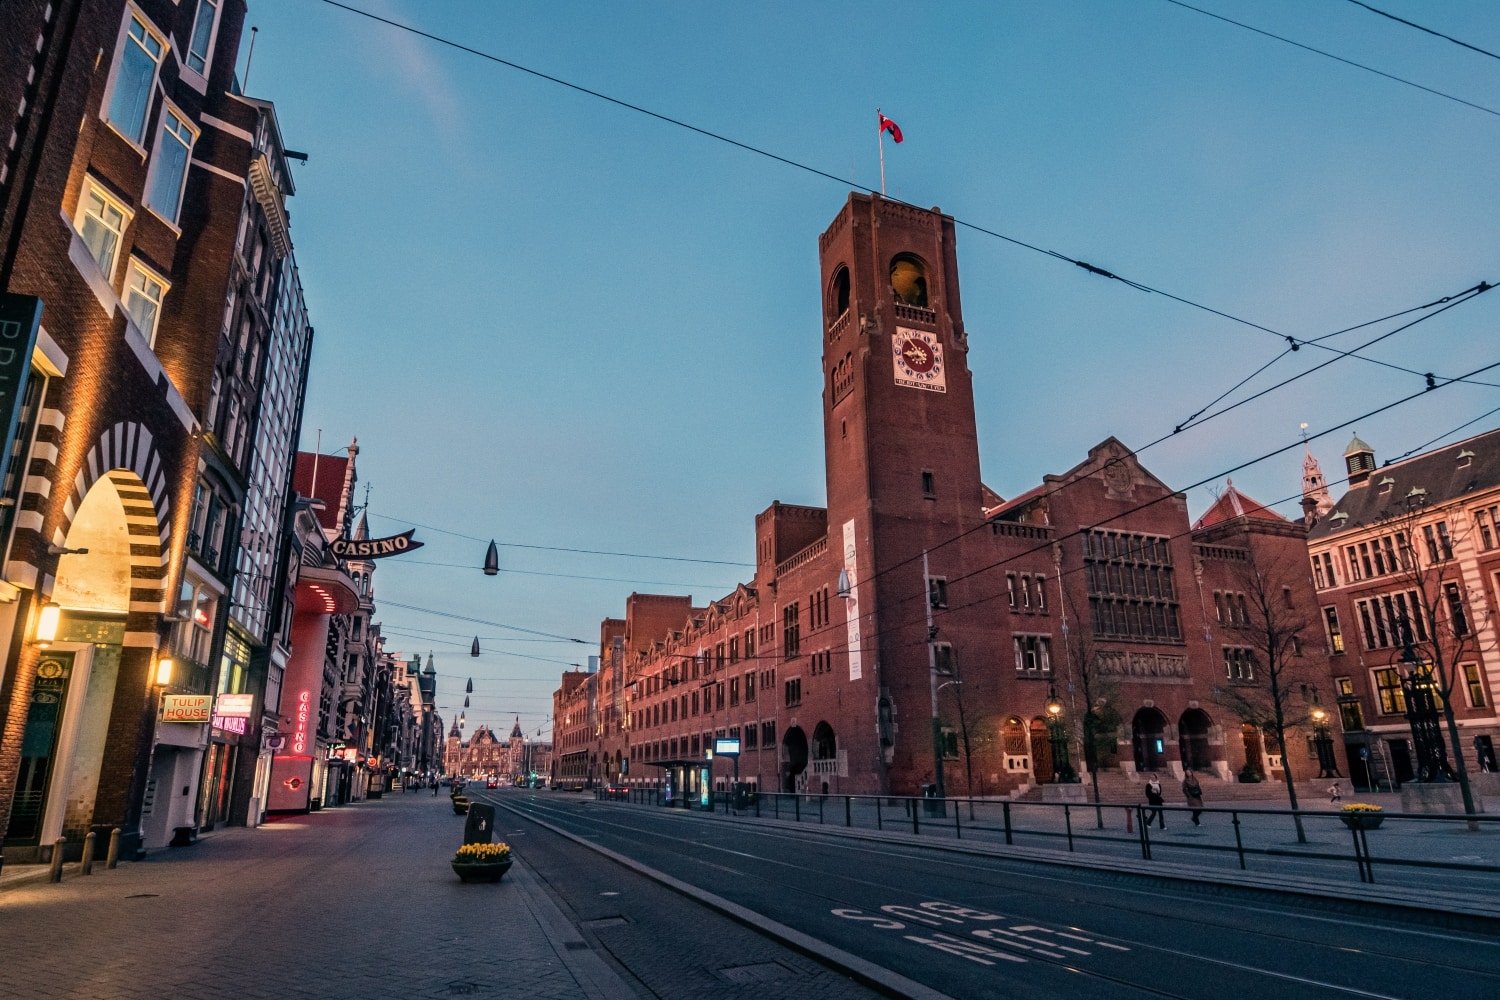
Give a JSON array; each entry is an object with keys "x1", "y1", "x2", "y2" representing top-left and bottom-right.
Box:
[{"x1": 0, "y1": 295, "x2": 41, "y2": 488}]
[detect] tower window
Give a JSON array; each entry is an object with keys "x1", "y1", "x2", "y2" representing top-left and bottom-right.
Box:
[
  {"x1": 890, "y1": 254, "x2": 928, "y2": 307},
  {"x1": 830, "y1": 265, "x2": 850, "y2": 318},
  {"x1": 921, "y1": 471, "x2": 935, "y2": 496}
]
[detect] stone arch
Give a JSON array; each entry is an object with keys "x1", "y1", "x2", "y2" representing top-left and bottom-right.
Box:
[
  {"x1": 59, "y1": 423, "x2": 171, "y2": 608},
  {"x1": 812, "y1": 721, "x2": 836, "y2": 761},
  {"x1": 1132, "y1": 707, "x2": 1169, "y2": 772},
  {"x1": 1178, "y1": 708, "x2": 1213, "y2": 771},
  {"x1": 889, "y1": 253, "x2": 929, "y2": 307},
  {"x1": 829, "y1": 264, "x2": 851, "y2": 319},
  {"x1": 780, "y1": 725, "x2": 808, "y2": 793}
]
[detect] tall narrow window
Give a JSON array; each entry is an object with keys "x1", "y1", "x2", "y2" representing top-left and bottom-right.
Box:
[
  {"x1": 125, "y1": 261, "x2": 168, "y2": 343},
  {"x1": 187, "y1": 0, "x2": 221, "y2": 75},
  {"x1": 78, "y1": 185, "x2": 129, "y2": 280},
  {"x1": 1323, "y1": 606, "x2": 1344, "y2": 654},
  {"x1": 106, "y1": 14, "x2": 165, "y2": 144},
  {"x1": 147, "y1": 108, "x2": 195, "y2": 223}
]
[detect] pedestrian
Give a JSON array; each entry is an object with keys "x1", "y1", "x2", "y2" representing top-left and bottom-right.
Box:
[
  {"x1": 432, "y1": 776, "x2": 440, "y2": 796},
  {"x1": 1327, "y1": 781, "x2": 1342, "y2": 804},
  {"x1": 1182, "y1": 769, "x2": 1204, "y2": 825},
  {"x1": 1143, "y1": 773, "x2": 1165, "y2": 829}
]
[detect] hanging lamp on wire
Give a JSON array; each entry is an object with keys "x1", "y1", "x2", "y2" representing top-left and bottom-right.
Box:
[
  {"x1": 471, "y1": 636, "x2": 480, "y2": 657},
  {"x1": 836, "y1": 567, "x2": 851, "y2": 599},
  {"x1": 466, "y1": 677, "x2": 473, "y2": 694},
  {"x1": 483, "y1": 540, "x2": 500, "y2": 576},
  {"x1": 463, "y1": 696, "x2": 469, "y2": 708}
]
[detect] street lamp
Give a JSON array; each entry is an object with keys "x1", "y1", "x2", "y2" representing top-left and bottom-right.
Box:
[
  {"x1": 1045, "y1": 684, "x2": 1078, "y2": 783},
  {"x1": 32, "y1": 600, "x2": 60, "y2": 647},
  {"x1": 1398, "y1": 615, "x2": 1451, "y2": 783},
  {"x1": 1308, "y1": 705, "x2": 1339, "y2": 779}
]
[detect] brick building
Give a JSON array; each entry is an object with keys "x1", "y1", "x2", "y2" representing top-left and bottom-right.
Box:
[
  {"x1": 565, "y1": 193, "x2": 1333, "y2": 804},
  {"x1": 1306, "y1": 429, "x2": 1500, "y2": 796},
  {"x1": 0, "y1": 0, "x2": 278, "y2": 862}
]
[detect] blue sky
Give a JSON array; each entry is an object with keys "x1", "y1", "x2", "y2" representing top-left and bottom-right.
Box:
[{"x1": 241, "y1": 0, "x2": 1500, "y2": 740}]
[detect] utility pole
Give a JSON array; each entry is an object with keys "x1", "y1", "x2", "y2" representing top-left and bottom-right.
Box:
[{"x1": 924, "y1": 550, "x2": 946, "y2": 802}]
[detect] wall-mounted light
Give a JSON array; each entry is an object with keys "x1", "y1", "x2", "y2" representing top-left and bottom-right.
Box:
[
  {"x1": 155, "y1": 656, "x2": 174, "y2": 686},
  {"x1": 34, "y1": 601, "x2": 61, "y2": 647}
]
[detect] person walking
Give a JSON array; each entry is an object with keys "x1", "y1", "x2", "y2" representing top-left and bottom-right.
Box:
[
  {"x1": 432, "y1": 776, "x2": 440, "y2": 796},
  {"x1": 1327, "y1": 781, "x2": 1342, "y2": 804},
  {"x1": 1182, "y1": 769, "x2": 1204, "y2": 825},
  {"x1": 1143, "y1": 773, "x2": 1166, "y2": 829}
]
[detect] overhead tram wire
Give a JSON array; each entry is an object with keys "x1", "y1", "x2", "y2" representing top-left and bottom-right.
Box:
[
  {"x1": 378, "y1": 600, "x2": 588, "y2": 644},
  {"x1": 316, "y1": 0, "x2": 1499, "y2": 390},
  {"x1": 397, "y1": 556, "x2": 735, "y2": 590},
  {"x1": 380, "y1": 629, "x2": 583, "y2": 668},
  {"x1": 1160, "y1": 0, "x2": 1500, "y2": 118},
  {"x1": 367, "y1": 512, "x2": 753, "y2": 568},
  {"x1": 1345, "y1": 1, "x2": 1500, "y2": 64}
]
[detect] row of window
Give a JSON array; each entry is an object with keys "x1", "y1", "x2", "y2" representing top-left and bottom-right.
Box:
[
  {"x1": 1311, "y1": 519, "x2": 1457, "y2": 590},
  {"x1": 1324, "y1": 584, "x2": 1472, "y2": 654},
  {"x1": 1004, "y1": 573, "x2": 1047, "y2": 612},
  {"x1": 635, "y1": 721, "x2": 776, "y2": 761}
]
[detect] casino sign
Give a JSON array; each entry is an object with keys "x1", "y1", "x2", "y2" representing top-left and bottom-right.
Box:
[{"x1": 330, "y1": 528, "x2": 423, "y2": 560}]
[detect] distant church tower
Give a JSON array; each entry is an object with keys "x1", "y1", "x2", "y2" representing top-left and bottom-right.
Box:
[{"x1": 1300, "y1": 447, "x2": 1335, "y2": 526}]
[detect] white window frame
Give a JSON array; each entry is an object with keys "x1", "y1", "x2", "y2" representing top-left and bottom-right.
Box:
[
  {"x1": 101, "y1": 6, "x2": 168, "y2": 150},
  {"x1": 144, "y1": 101, "x2": 197, "y2": 226},
  {"x1": 124, "y1": 258, "x2": 170, "y2": 344},
  {"x1": 184, "y1": 0, "x2": 223, "y2": 80},
  {"x1": 74, "y1": 180, "x2": 134, "y2": 284}
]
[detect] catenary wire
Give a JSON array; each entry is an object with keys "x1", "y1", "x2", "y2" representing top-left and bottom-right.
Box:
[
  {"x1": 397, "y1": 556, "x2": 734, "y2": 590},
  {"x1": 1160, "y1": 0, "x2": 1500, "y2": 117},
  {"x1": 314, "y1": 0, "x2": 1497, "y2": 389},
  {"x1": 1345, "y1": 0, "x2": 1500, "y2": 63},
  {"x1": 379, "y1": 599, "x2": 588, "y2": 643}
]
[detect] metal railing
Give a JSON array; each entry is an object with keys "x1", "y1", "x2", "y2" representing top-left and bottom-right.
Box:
[{"x1": 595, "y1": 786, "x2": 1500, "y2": 890}]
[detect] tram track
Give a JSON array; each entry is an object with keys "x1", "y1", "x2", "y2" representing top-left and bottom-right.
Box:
[{"x1": 484, "y1": 792, "x2": 1481, "y2": 999}]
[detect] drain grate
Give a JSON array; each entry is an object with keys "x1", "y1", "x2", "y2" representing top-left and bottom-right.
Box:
[
  {"x1": 445, "y1": 981, "x2": 480, "y2": 995},
  {"x1": 718, "y1": 962, "x2": 794, "y2": 984},
  {"x1": 582, "y1": 916, "x2": 628, "y2": 929}
]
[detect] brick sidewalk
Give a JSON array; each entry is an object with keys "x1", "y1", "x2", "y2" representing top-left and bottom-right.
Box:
[{"x1": 0, "y1": 794, "x2": 635, "y2": 1000}]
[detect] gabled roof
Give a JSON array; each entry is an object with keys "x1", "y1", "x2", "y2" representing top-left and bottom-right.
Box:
[
  {"x1": 1308, "y1": 426, "x2": 1500, "y2": 541},
  {"x1": 1192, "y1": 480, "x2": 1289, "y2": 530}
]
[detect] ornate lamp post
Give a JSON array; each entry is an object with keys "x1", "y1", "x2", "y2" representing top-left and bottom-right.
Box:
[
  {"x1": 1308, "y1": 705, "x2": 1339, "y2": 779},
  {"x1": 1399, "y1": 617, "x2": 1451, "y2": 783},
  {"x1": 1045, "y1": 685, "x2": 1078, "y2": 783}
]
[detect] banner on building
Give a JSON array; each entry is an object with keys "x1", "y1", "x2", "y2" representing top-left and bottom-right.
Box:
[
  {"x1": 330, "y1": 529, "x2": 423, "y2": 560},
  {"x1": 842, "y1": 520, "x2": 863, "y2": 681},
  {"x1": 215, "y1": 693, "x2": 254, "y2": 717}
]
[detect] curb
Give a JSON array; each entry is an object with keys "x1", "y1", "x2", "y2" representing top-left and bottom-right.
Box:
[
  {"x1": 494, "y1": 799, "x2": 957, "y2": 1000},
  {"x1": 507, "y1": 858, "x2": 641, "y2": 1000},
  {"x1": 634, "y1": 802, "x2": 1500, "y2": 935}
]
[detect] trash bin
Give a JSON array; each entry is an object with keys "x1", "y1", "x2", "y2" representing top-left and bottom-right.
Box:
[
  {"x1": 733, "y1": 783, "x2": 755, "y2": 810},
  {"x1": 922, "y1": 784, "x2": 945, "y2": 817}
]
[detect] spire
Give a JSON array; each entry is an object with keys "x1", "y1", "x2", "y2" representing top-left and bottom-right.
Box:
[
  {"x1": 352, "y1": 511, "x2": 370, "y2": 540},
  {"x1": 1301, "y1": 446, "x2": 1335, "y2": 526},
  {"x1": 423, "y1": 652, "x2": 435, "y2": 675},
  {"x1": 510, "y1": 715, "x2": 524, "y2": 739}
]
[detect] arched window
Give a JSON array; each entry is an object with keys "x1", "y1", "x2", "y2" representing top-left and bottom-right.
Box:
[
  {"x1": 890, "y1": 254, "x2": 928, "y2": 307},
  {"x1": 830, "y1": 265, "x2": 850, "y2": 318}
]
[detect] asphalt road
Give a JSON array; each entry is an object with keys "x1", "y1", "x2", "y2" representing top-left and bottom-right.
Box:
[{"x1": 476, "y1": 788, "x2": 1500, "y2": 1000}]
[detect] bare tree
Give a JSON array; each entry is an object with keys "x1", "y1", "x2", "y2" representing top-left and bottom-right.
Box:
[
  {"x1": 1212, "y1": 548, "x2": 1319, "y2": 843},
  {"x1": 1058, "y1": 585, "x2": 1121, "y2": 829}
]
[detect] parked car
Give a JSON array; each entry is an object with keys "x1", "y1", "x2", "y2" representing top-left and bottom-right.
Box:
[{"x1": 601, "y1": 784, "x2": 630, "y2": 801}]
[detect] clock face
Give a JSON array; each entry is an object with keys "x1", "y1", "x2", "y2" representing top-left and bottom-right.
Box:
[{"x1": 892, "y1": 328, "x2": 947, "y2": 393}]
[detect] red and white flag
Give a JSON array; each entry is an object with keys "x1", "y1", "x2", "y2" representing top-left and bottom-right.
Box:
[{"x1": 878, "y1": 113, "x2": 904, "y2": 143}]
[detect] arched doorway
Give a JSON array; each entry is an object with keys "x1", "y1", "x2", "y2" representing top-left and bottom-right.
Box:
[
  {"x1": 1132, "y1": 707, "x2": 1169, "y2": 772},
  {"x1": 781, "y1": 726, "x2": 808, "y2": 793},
  {"x1": 812, "y1": 722, "x2": 837, "y2": 794},
  {"x1": 7, "y1": 470, "x2": 166, "y2": 854},
  {"x1": 1028, "y1": 718, "x2": 1054, "y2": 783},
  {"x1": 1179, "y1": 709, "x2": 1213, "y2": 771},
  {"x1": 1241, "y1": 723, "x2": 1266, "y2": 781},
  {"x1": 1001, "y1": 717, "x2": 1029, "y2": 775}
]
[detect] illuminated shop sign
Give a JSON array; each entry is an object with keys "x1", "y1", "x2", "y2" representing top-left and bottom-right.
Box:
[
  {"x1": 291, "y1": 690, "x2": 311, "y2": 753},
  {"x1": 713, "y1": 738, "x2": 741, "y2": 756},
  {"x1": 212, "y1": 715, "x2": 249, "y2": 735},
  {"x1": 330, "y1": 529, "x2": 423, "y2": 560},
  {"x1": 214, "y1": 693, "x2": 254, "y2": 717},
  {"x1": 161, "y1": 694, "x2": 211, "y2": 723}
]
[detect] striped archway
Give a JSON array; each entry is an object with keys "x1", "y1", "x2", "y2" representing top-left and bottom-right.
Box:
[{"x1": 58, "y1": 423, "x2": 173, "y2": 626}]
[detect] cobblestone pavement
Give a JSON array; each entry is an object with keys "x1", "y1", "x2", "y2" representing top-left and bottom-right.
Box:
[{"x1": 0, "y1": 793, "x2": 633, "y2": 1000}]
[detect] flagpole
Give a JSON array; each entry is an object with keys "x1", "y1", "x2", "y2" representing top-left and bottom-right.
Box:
[{"x1": 877, "y1": 107, "x2": 886, "y2": 195}]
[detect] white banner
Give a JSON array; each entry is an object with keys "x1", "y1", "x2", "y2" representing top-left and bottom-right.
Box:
[{"x1": 843, "y1": 520, "x2": 862, "y2": 681}]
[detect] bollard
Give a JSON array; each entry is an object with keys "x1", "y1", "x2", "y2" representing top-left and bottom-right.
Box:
[
  {"x1": 107, "y1": 828, "x2": 121, "y2": 869},
  {"x1": 47, "y1": 839, "x2": 65, "y2": 883},
  {"x1": 80, "y1": 832, "x2": 96, "y2": 875},
  {"x1": 1125, "y1": 806, "x2": 1133, "y2": 834}
]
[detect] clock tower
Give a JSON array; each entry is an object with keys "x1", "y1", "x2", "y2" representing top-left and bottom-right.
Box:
[{"x1": 819, "y1": 193, "x2": 989, "y2": 789}]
